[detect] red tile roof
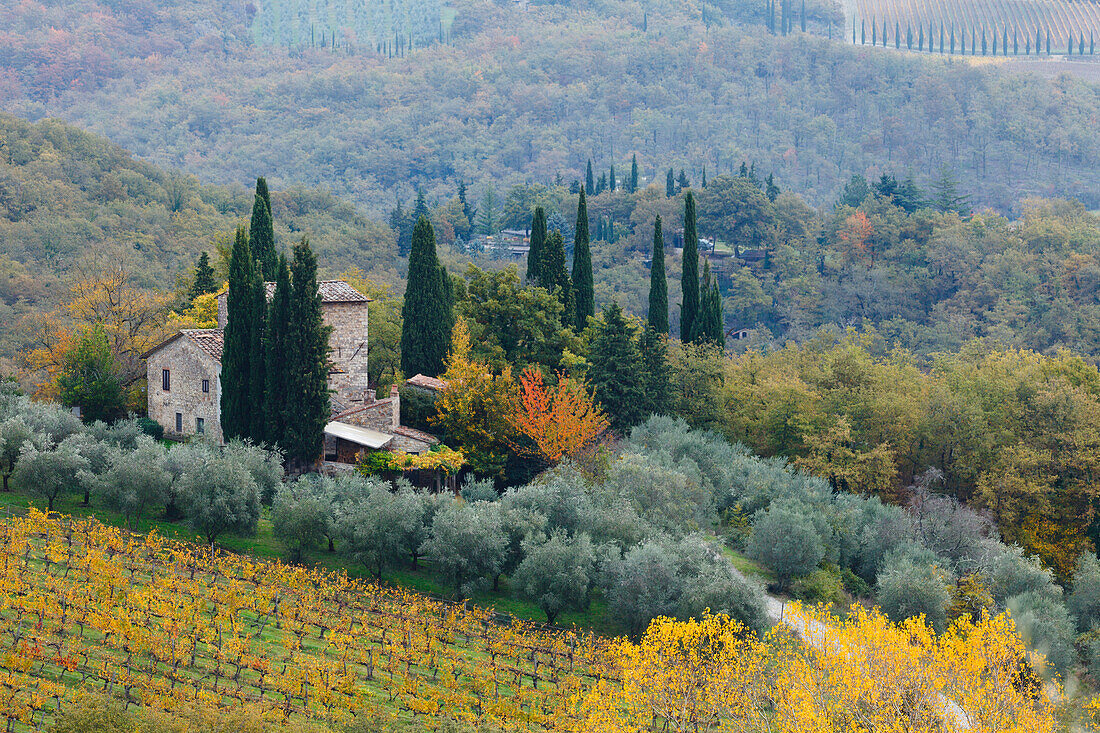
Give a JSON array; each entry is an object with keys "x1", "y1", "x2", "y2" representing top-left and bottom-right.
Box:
[
  {"x1": 406, "y1": 374, "x2": 448, "y2": 391},
  {"x1": 182, "y1": 329, "x2": 224, "y2": 361},
  {"x1": 393, "y1": 425, "x2": 440, "y2": 445},
  {"x1": 250, "y1": 280, "x2": 370, "y2": 303}
]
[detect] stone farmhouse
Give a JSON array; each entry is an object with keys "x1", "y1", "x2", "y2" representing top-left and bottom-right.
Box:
[{"x1": 143, "y1": 280, "x2": 437, "y2": 461}]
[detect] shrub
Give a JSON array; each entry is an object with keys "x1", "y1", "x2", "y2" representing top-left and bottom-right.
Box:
[
  {"x1": 48, "y1": 694, "x2": 134, "y2": 733},
  {"x1": 790, "y1": 566, "x2": 849, "y2": 608},
  {"x1": 137, "y1": 416, "x2": 164, "y2": 440},
  {"x1": 746, "y1": 504, "x2": 824, "y2": 588},
  {"x1": 876, "y1": 556, "x2": 952, "y2": 632}
]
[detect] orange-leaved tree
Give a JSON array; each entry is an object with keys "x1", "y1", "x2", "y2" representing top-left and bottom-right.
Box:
[{"x1": 506, "y1": 367, "x2": 609, "y2": 464}]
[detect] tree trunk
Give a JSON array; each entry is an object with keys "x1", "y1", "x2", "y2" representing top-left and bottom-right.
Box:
[{"x1": 327, "y1": 537, "x2": 335, "y2": 553}]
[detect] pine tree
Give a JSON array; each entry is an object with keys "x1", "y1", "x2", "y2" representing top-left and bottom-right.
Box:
[
  {"x1": 220, "y1": 226, "x2": 254, "y2": 441},
  {"x1": 526, "y1": 207, "x2": 548, "y2": 284},
  {"x1": 648, "y1": 215, "x2": 668, "y2": 334},
  {"x1": 572, "y1": 190, "x2": 594, "y2": 331},
  {"x1": 188, "y1": 251, "x2": 218, "y2": 301},
  {"x1": 680, "y1": 192, "x2": 700, "y2": 343},
  {"x1": 596, "y1": 173, "x2": 608, "y2": 195},
  {"x1": 544, "y1": 229, "x2": 574, "y2": 325},
  {"x1": 249, "y1": 178, "x2": 278, "y2": 281},
  {"x1": 630, "y1": 154, "x2": 639, "y2": 193},
  {"x1": 666, "y1": 169, "x2": 675, "y2": 198},
  {"x1": 401, "y1": 217, "x2": 452, "y2": 378},
  {"x1": 585, "y1": 160, "x2": 595, "y2": 195},
  {"x1": 413, "y1": 188, "x2": 430, "y2": 223},
  {"x1": 248, "y1": 266, "x2": 267, "y2": 441},
  {"x1": 588, "y1": 303, "x2": 646, "y2": 432},
  {"x1": 285, "y1": 238, "x2": 332, "y2": 468},
  {"x1": 765, "y1": 173, "x2": 781, "y2": 201},
  {"x1": 264, "y1": 255, "x2": 292, "y2": 448},
  {"x1": 638, "y1": 325, "x2": 670, "y2": 418}
]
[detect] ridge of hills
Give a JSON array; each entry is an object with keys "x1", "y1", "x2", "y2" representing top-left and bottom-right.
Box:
[{"x1": 1, "y1": 0, "x2": 1098, "y2": 215}]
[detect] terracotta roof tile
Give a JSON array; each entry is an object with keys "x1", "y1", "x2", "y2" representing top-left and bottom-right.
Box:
[
  {"x1": 393, "y1": 425, "x2": 440, "y2": 445},
  {"x1": 406, "y1": 374, "x2": 448, "y2": 391},
  {"x1": 181, "y1": 329, "x2": 224, "y2": 361},
  {"x1": 221, "y1": 280, "x2": 371, "y2": 304}
]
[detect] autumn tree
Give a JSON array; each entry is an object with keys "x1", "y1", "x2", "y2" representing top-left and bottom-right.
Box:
[
  {"x1": 506, "y1": 367, "x2": 609, "y2": 464},
  {"x1": 57, "y1": 325, "x2": 126, "y2": 423}
]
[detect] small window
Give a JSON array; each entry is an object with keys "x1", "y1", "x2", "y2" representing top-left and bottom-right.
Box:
[
  {"x1": 175, "y1": 413, "x2": 183, "y2": 433},
  {"x1": 196, "y1": 417, "x2": 205, "y2": 435},
  {"x1": 202, "y1": 379, "x2": 210, "y2": 394},
  {"x1": 162, "y1": 369, "x2": 171, "y2": 391}
]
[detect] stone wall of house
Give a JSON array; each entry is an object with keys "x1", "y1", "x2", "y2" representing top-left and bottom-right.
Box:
[
  {"x1": 216, "y1": 292, "x2": 368, "y2": 396},
  {"x1": 146, "y1": 338, "x2": 222, "y2": 443},
  {"x1": 324, "y1": 301, "x2": 368, "y2": 394}
]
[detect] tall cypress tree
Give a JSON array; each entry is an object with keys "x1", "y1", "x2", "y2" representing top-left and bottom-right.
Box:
[
  {"x1": 264, "y1": 255, "x2": 292, "y2": 449},
  {"x1": 638, "y1": 325, "x2": 671, "y2": 418},
  {"x1": 571, "y1": 190, "x2": 594, "y2": 330},
  {"x1": 413, "y1": 188, "x2": 430, "y2": 223},
  {"x1": 249, "y1": 178, "x2": 278, "y2": 281},
  {"x1": 188, "y1": 251, "x2": 218, "y2": 301},
  {"x1": 401, "y1": 217, "x2": 452, "y2": 378},
  {"x1": 648, "y1": 215, "x2": 668, "y2": 334},
  {"x1": 666, "y1": 169, "x2": 675, "y2": 198},
  {"x1": 248, "y1": 266, "x2": 267, "y2": 441},
  {"x1": 285, "y1": 238, "x2": 332, "y2": 467},
  {"x1": 680, "y1": 192, "x2": 700, "y2": 342},
  {"x1": 610, "y1": 164, "x2": 616, "y2": 192},
  {"x1": 585, "y1": 160, "x2": 594, "y2": 195},
  {"x1": 701, "y1": 165, "x2": 707, "y2": 188},
  {"x1": 220, "y1": 226, "x2": 254, "y2": 441},
  {"x1": 544, "y1": 229, "x2": 574, "y2": 326},
  {"x1": 588, "y1": 303, "x2": 646, "y2": 432},
  {"x1": 526, "y1": 207, "x2": 547, "y2": 284},
  {"x1": 629, "y1": 154, "x2": 639, "y2": 193},
  {"x1": 699, "y1": 261, "x2": 725, "y2": 348}
]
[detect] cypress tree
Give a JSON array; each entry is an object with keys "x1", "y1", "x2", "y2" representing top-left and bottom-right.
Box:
[
  {"x1": 666, "y1": 169, "x2": 675, "y2": 197},
  {"x1": 526, "y1": 207, "x2": 547, "y2": 284},
  {"x1": 572, "y1": 190, "x2": 594, "y2": 331},
  {"x1": 630, "y1": 154, "x2": 639, "y2": 193},
  {"x1": 588, "y1": 303, "x2": 646, "y2": 432},
  {"x1": 678, "y1": 170, "x2": 689, "y2": 190},
  {"x1": 585, "y1": 160, "x2": 594, "y2": 195},
  {"x1": 264, "y1": 255, "x2": 292, "y2": 448},
  {"x1": 188, "y1": 251, "x2": 218, "y2": 301},
  {"x1": 801, "y1": 0, "x2": 806, "y2": 32},
  {"x1": 896, "y1": 21, "x2": 900, "y2": 48},
  {"x1": 699, "y1": 261, "x2": 725, "y2": 348},
  {"x1": 701, "y1": 165, "x2": 707, "y2": 188},
  {"x1": 610, "y1": 164, "x2": 616, "y2": 192},
  {"x1": 413, "y1": 188, "x2": 430, "y2": 223},
  {"x1": 249, "y1": 178, "x2": 278, "y2": 281},
  {"x1": 681, "y1": 192, "x2": 700, "y2": 343},
  {"x1": 638, "y1": 325, "x2": 671, "y2": 418},
  {"x1": 544, "y1": 229, "x2": 574, "y2": 325},
  {"x1": 648, "y1": 215, "x2": 668, "y2": 334},
  {"x1": 220, "y1": 226, "x2": 254, "y2": 441},
  {"x1": 285, "y1": 238, "x2": 332, "y2": 468},
  {"x1": 248, "y1": 266, "x2": 267, "y2": 441},
  {"x1": 401, "y1": 217, "x2": 452, "y2": 378},
  {"x1": 458, "y1": 180, "x2": 475, "y2": 228}
]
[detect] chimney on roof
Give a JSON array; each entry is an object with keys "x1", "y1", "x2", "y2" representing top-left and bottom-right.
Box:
[{"x1": 390, "y1": 384, "x2": 400, "y2": 431}]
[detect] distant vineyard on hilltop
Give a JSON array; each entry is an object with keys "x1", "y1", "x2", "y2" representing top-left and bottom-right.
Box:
[{"x1": 850, "y1": 0, "x2": 1100, "y2": 52}]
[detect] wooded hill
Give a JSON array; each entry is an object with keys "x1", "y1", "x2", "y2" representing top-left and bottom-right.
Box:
[{"x1": 0, "y1": 0, "x2": 1097, "y2": 215}]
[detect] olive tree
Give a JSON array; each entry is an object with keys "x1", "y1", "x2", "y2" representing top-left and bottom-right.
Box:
[
  {"x1": 337, "y1": 481, "x2": 427, "y2": 579},
  {"x1": 746, "y1": 504, "x2": 825, "y2": 589},
  {"x1": 420, "y1": 501, "x2": 507, "y2": 596},
  {"x1": 511, "y1": 530, "x2": 596, "y2": 624},
  {"x1": 95, "y1": 436, "x2": 169, "y2": 526},
  {"x1": 271, "y1": 480, "x2": 335, "y2": 562},
  {"x1": 11, "y1": 437, "x2": 89, "y2": 510},
  {"x1": 1069, "y1": 551, "x2": 1100, "y2": 632},
  {"x1": 876, "y1": 555, "x2": 952, "y2": 632},
  {"x1": 175, "y1": 453, "x2": 260, "y2": 544}
]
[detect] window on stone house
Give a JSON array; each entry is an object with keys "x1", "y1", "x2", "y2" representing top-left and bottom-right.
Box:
[
  {"x1": 175, "y1": 413, "x2": 183, "y2": 433},
  {"x1": 162, "y1": 369, "x2": 171, "y2": 391},
  {"x1": 196, "y1": 417, "x2": 205, "y2": 435},
  {"x1": 202, "y1": 379, "x2": 210, "y2": 393}
]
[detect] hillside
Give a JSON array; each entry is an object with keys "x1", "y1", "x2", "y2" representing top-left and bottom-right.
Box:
[
  {"x1": 1, "y1": 0, "x2": 1098, "y2": 215},
  {"x1": 0, "y1": 112, "x2": 399, "y2": 361}
]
